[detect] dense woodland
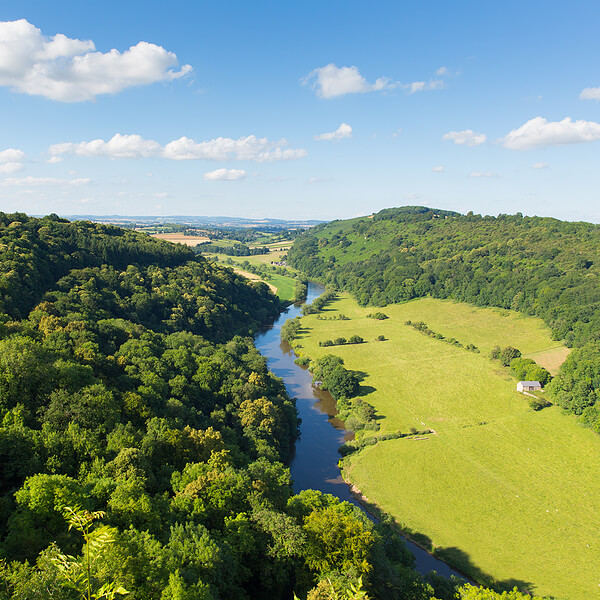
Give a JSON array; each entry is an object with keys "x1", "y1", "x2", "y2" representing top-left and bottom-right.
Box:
[
  {"x1": 0, "y1": 213, "x2": 482, "y2": 600},
  {"x1": 287, "y1": 206, "x2": 600, "y2": 432}
]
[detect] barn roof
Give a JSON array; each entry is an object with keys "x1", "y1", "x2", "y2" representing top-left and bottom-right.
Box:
[{"x1": 519, "y1": 381, "x2": 541, "y2": 386}]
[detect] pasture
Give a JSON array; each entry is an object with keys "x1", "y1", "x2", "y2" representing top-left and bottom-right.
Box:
[{"x1": 294, "y1": 294, "x2": 598, "y2": 599}]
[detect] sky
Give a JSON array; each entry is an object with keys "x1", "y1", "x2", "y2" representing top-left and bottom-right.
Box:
[{"x1": 1, "y1": 1, "x2": 600, "y2": 222}]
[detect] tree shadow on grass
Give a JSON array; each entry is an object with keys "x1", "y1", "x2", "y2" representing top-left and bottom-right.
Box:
[
  {"x1": 347, "y1": 492, "x2": 538, "y2": 596},
  {"x1": 431, "y1": 546, "x2": 537, "y2": 595},
  {"x1": 358, "y1": 384, "x2": 376, "y2": 397}
]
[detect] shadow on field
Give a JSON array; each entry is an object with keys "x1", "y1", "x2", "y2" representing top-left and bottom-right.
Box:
[
  {"x1": 358, "y1": 384, "x2": 376, "y2": 397},
  {"x1": 432, "y1": 546, "x2": 537, "y2": 594}
]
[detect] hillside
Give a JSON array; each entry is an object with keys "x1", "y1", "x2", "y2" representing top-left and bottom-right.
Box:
[{"x1": 288, "y1": 206, "x2": 600, "y2": 431}]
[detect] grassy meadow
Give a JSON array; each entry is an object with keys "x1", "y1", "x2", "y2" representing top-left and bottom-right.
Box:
[
  {"x1": 205, "y1": 251, "x2": 297, "y2": 302},
  {"x1": 293, "y1": 294, "x2": 599, "y2": 599}
]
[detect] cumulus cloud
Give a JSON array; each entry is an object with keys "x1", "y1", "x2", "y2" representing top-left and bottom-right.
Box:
[
  {"x1": 0, "y1": 162, "x2": 24, "y2": 174},
  {"x1": 302, "y1": 63, "x2": 444, "y2": 99},
  {"x1": 580, "y1": 87, "x2": 600, "y2": 100},
  {"x1": 50, "y1": 134, "x2": 162, "y2": 159},
  {"x1": 203, "y1": 168, "x2": 246, "y2": 181},
  {"x1": 49, "y1": 133, "x2": 307, "y2": 163},
  {"x1": 302, "y1": 64, "x2": 391, "y2": 98},
  {"x1": 432, "y1": 166, "x2": 444, "y2": 172},
  {"x1": 0, "y1": 148, "x2": 25, "y2": 173},
  {"x1": 501, "y1": 117, "x2": 600, "y2": 150},
  {"x1": 0, "y1": 148, "x2": 25, "y2": 162},
  {"x1": 1, "y1": 176, "x2": 90, "y2": 186},
  {"x1": 0, "y1": 19, "x2": 191, "y2": 101},
  {"x1": 443, "y1": 129, "x2": 487, "y2": 146},
  {"x1": 314, "y1": 122, "x2": 352, "y2": 141}
]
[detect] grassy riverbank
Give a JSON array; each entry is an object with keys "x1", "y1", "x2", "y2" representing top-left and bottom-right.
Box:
[{"x1": 292, "y1": 293, "x2": 599, "y2": 599}]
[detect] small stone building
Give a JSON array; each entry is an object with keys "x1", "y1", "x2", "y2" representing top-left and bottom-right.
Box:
[{"x1": 517, "y1": 381, "x2": 542, "y2": 392}]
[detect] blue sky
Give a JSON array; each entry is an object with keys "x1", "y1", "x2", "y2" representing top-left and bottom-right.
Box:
[{"x1": 1, "y1": 1, "x2": 600, "y2": 221}]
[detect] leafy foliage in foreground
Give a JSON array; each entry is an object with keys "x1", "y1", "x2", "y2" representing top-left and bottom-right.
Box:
[
  {"x1": 288, "y1": 206, "x2": 600, "y2": 430},
  {"x1": 0, "y1": 214, "x2": 446, "y2": 599}
]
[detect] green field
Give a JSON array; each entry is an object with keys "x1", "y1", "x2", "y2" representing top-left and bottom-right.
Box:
[
  {"x1": 293, "y1": 294, "x2": 600, "y2": 599},
  {"x1": 206, "y1": 252, "x2": 297, "y2": 302}
]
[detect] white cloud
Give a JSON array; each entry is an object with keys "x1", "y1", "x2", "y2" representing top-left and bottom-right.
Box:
[
  {"x1": 302, "y1": 64, "x2": 392, "y2": 98},
  {"x1": 407, "y1": 79, "x2": 443, "y2": 94},
  {"x1": 432, "y1": 166, "x2": 444, "y2": 172},
  {"x1": 580, "y1": 87, "x2": 600, "y2": 100},
  {"x1": 50, "y1": 134, "x2": 162, "y2": 159},
  {"x1": 436, "y1": 66, "x2": 449, "y2": 76},
  {"x1": 307, "y1": 177, "x2": 332, "y2": 184},
  {"x1": 0, "y1": 19, "x2": 191, "y2": 102},
  {"x1": 302, "y1": 63, "x2": 445, "y2": 98},
  {"x1": 0, "y1": 148, "x2": 25, "y2": 162},
  {"x1": 49, "y1": 133, "x2": 307, "y2": 163},
  {"x1": 1, "y1": 176, "x2": 90, "y2": 186},
  {"x1": 404, "y1": 192, "x2": 424, "y2": 200},
  {"x1": 203, "y1": 168, "x2": 246, "y2": 181},
  {"x1": 468, "y1": 172, "x2": 502, "y2": 178},
  {"x1": 314, "y1": 122, "x2": 352, "y2": 141},
  {"x1": 533, "y1": 162, "x2": 548, "y2": 169},
  {"x1": 0, "y1": 162, "x2": 24, "y2": 174},
  {"x1": 47, "y1": 156, "x2": 63, "y2": 164},
  {"x1": 443, "y1": 129, "x2": 486, "y2": 146},
  {"x1": 501, "y1": 117, "x2": 600, "y2": 150}
]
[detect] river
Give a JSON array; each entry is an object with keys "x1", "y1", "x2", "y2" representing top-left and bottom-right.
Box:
[{"x1": 254, "y1": 282, "x2": 464, "y2": 579}]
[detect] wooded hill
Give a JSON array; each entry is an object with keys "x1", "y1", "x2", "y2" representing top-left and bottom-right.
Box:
[
  {"x1": 287, "y1": 206, "x2": 600, "y2": 431},
  {"x1": 0, "y1": 213, "x2": 463, "y2": 600}
]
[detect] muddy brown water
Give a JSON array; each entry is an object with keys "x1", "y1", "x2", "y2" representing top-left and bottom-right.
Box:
[{"x1": 254, "y1": 283, "x2": 465, "y2": 579}]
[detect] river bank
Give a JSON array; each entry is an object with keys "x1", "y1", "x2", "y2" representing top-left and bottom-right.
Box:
[{"x1": 254, "y1": 282, "x2": 465, "y2": 580}]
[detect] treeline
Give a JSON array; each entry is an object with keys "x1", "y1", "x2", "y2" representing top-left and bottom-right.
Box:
[
  {"x1": 0, "y1": 213, "x2": 193, "y2": 320},
  {"x1": 287, "y1": 206, "x2": 600, "y2": 431},
  {"x1": 196, "y1": 243, "x2": 270, "y2": 256}
]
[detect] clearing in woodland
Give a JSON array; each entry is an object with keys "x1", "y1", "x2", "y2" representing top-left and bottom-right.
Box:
[{"x1": 293, "y1": 294, "x2": 599, "y2": 600}]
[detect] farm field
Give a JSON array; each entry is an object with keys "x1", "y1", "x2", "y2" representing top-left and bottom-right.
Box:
[
  {"x1": 150, "y1": 232, "x2": 210, "y2": 246},
  {"x1": 293, "y1": 293, "x2": 598, "y2": 599},
  {"x1": 206, "y1": 252, "x2": 297, "y2": 302}
]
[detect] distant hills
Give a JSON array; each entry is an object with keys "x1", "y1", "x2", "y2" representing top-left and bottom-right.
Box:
[{"x1": 56, "y1": 214, "x2": 324, "y2": 229}]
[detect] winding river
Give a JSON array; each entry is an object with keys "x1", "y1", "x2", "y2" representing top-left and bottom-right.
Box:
[{"x1": 254, "y1": 282, "x2": 463, "y2": 579}]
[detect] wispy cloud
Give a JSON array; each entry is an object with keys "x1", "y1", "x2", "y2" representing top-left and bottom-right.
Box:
[
  {"x1": 1, "y1": 176, "x2": 90, "y2": 186},
  {"x1": 432, "y1": 166, "x2": 444, "y2": 172},
  {"x1": 468, "y1": 171, "x2": 502, "y2": 178},
  {"x1": 314, "y1": 123, "x2": 352, "y2": 141},
  {"x1": 0, "y1": 19, "x2": 191, "y2": 102},
  {"x1": 501, "y1": 117, "x2": 600, "y2": 150}
]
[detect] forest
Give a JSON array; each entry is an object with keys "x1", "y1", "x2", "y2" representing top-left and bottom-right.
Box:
[
  {"x1": 0, "y1": 213, "x2": 498, "y2": 600},
  {"x1": 287, "y1": 206, "x2": 600, "y2": 432}
]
